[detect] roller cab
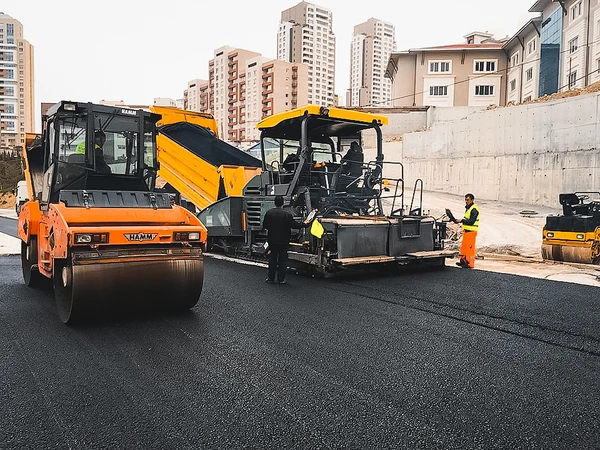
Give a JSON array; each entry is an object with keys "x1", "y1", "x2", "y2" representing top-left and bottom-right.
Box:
[{"x1": 18, "y1": 101, "x2": 207, "y2": 324}]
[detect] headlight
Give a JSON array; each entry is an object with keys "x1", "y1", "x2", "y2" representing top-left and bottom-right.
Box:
[
  {"x1": 75, "y1": 234, "x2": 92, "y2": 243},
  {"x1": 173, "y1": 231, "x2": 201, "y2": 241},
  {"x1": 576, "y1": 234, "x2": 584, "y2": 239},
  {"x1": 74, "y1": 233, "x2": 108, "y2": 244},
  {"x1": 546, "y1": 232, "x2": 554, "y2": 238}
]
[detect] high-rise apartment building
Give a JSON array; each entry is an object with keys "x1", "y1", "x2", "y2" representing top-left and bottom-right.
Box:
[
  {"x1": 184, "y1": 79, "x2": 208, "y2": 112},
  {"x1": 209, "y1": 46, "x2": 260, "y2": 138},
  {"x1": 189, "y1": 46, "x2": 308, "y2": 143},
  {"x1": 277, "y1": 1, "x2": 336, "y2": 107},
  {"x1": 347, "y1": 18, "x2": 396, "y2": 107},
  {"x1": 243, "y1": 57, "x2": 308, "y2": 141},
  {"x1": 0, "y1": 12, "x2": 34, "y2": 151}
]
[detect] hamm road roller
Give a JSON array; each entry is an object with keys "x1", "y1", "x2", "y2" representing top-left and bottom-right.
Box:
[
  {"x1": 541, "y1": 192, "x2": 600, "y2": 264},
  {"x1": 18, "y1": 101, "x2": 207, "y2": 324}
]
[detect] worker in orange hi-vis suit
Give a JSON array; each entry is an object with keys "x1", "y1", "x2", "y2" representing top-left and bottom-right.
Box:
[{"x1": 446, "y1": 193, "x2": 480, "y2": 269}]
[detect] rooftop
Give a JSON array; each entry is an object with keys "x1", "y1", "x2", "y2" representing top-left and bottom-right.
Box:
[{"x1": 409, "y1": 42, "x2": 505, "y2": 52}]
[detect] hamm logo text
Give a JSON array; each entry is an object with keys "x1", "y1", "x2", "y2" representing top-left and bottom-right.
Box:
[{"x1": 124, "y1": 233, "x2": 157, "y2": 241}]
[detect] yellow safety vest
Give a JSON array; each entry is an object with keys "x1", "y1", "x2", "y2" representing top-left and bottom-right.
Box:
[
  {"x1": 462, "y1": 204, "x2": 480, "y2": 231},
  {"x1": 75, "y1": 143, "x2": 101, "y2": 154}
]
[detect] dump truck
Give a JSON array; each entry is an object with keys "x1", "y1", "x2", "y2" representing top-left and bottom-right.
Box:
[
  {"x1": 541, "y1": 192, "x2": 600, "y2": 264},
  {"x1": 152, "y1": 105, "x2": 262, "y2": 212},
  {"x1": 18, "y1": 101, "x2": 207, "y2": 324},
  {"x1": 156, "y1": 105, "x2": 450, "y2": 275}
]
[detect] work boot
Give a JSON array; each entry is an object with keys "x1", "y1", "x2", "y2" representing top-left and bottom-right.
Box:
[
  {"x1": 455, "y1": 261, "x2": 468, "y2": 267},
  {"x1": 278, "y1": 280, "x2": 287, "y2": 285},
  {"x1": 265, "y1": 278, "x2": 275, "y2": 284}
]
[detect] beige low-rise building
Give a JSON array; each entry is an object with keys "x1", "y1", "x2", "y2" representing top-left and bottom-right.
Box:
[
  {"x1": 503, "y1": 17, "x2": 542, "y2": 103},
  {"x1": 385, "y1": 32, "x2": 508, "y2": 108},
  {"x1": 559, "y1": 0, "x2": 600, "y2": 90}
]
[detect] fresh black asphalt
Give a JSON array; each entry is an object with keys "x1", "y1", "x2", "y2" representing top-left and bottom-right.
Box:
[
  {"x1": 1, "y1": 254, "x2": 599, "y2": 449},
  {"x1": 0, "y1": 216, "x2": 17, "y2": 238}
]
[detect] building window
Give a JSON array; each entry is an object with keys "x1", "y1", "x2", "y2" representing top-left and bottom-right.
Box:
[
  {"x1": 475, "y1": 85, "x2": 494, "y2": 96},
  {"x1": 526, "y1": 68, "x2": 533, "y2": 81},
  {"x1": 474, "y1": 60, "x2": 496, "y2": 72},
  {"x1": 571, "y1": 1, "x2": 582, "y2": 20},
  {"x1": 429, "y1": 61, "x2": 451, "y2": 73},
  {"x1": 510, "y1": 80, "x2": 516, "y2": 91},
  {"x1": 568, "y1": 71, "x2": 577, "y2": 88},
  {"x1": 527, "y1": 39, "x2": 536, "y2": 54},
  {"x1": 429, "y1": 86, "x2": 448, "y2": 96},
  {"x1": 569, "y1": 36, "x2": 579, "y2": 53},
  {"x1": 511, "y1": 53, "x2": 519, "y2": 67},
  {"x1": 597, "y1": 59, "x2": 600, "y2": 74}
]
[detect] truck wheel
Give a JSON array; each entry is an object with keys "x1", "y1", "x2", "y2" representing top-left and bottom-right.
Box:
[{"x1": 21, "y1": 238, "x2": 44, "y2": 288}]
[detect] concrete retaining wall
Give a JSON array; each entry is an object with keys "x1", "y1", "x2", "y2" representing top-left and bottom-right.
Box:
[{"x1": 395, "y1": 93, "x2": 600, "y2": 207}]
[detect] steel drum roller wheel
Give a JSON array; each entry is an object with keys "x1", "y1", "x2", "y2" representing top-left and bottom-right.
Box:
[
  {"x1": 53, "y1": 258, "x2": 84, "y2": 325},
  {"x1": 21, "y1": 237, "x2": 44, "y2": 288}
]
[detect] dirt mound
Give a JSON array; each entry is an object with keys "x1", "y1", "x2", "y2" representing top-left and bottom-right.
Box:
[
  {"x1": 0, "y1": 192, "x2": 15, "y2": 209},
  {"x1": 477, "y1": 244, "x2": 539, "y2": 258},
  {"x1": 528, "y1": 81, "x2": 600, "y2": 104}
]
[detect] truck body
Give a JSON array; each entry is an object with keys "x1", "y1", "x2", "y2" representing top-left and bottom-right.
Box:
[
  {"x1": 15, "y1": 180, "x2": 28, "y2": 214},
  {"x1": 152, "y1": 106, "x2": 262, "y2": 212}
]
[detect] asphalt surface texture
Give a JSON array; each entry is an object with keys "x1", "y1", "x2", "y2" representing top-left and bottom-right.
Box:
[
  {"x1": 1, "y1": 254, "x2": 599, "y2": 450},
  {"x1": 0, "y1": 216, "x2": 18, "y2": 238}
]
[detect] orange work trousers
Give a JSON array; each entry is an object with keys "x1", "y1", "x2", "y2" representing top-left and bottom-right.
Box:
[{"x1": 459, "y1": 230, "x2": 478, "y2": 268}]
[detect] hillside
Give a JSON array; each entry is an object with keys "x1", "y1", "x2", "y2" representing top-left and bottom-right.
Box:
[{"x1": 0, "y1": 157, "x2": 24, "y2": 193}]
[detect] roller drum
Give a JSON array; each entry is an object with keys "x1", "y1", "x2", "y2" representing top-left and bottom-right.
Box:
[
  {"x1": 541, "y1": 243, "x2": 596, "y2": 265},
  {"x1": 54, "y1": 248, "x2": 204, "y2": 324}
]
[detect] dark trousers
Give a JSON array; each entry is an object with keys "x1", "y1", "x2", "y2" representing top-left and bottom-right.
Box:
[{"x1": 267, "y1": 244, "x2": 288, "y2": 282}]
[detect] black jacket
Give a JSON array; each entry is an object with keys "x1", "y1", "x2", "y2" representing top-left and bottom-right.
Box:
[{"x1": 263, "y1": 207, "x2": 307, "y2": 245}]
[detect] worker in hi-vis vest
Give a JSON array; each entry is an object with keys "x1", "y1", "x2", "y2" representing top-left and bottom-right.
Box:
[
  {"x1": 75, "y1": 130, "x2": 111, "y2": 174},
  {"x1": 446, "y1": 193, "x2": 480, "y2": 269}
]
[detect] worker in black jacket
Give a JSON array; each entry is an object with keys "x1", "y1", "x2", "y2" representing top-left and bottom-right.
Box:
[{"x1": 263, "y1": 195, "x2": 312, "y2": 284}]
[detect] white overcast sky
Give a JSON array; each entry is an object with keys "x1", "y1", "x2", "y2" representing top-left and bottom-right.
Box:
[{"x1": 10, "y1": 0, "x2": 537, "y2": 130}]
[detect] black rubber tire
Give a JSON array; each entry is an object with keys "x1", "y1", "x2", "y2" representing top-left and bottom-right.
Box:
[{"x1": 21, "y1": 237, "x2": 44, "y2": 288}]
